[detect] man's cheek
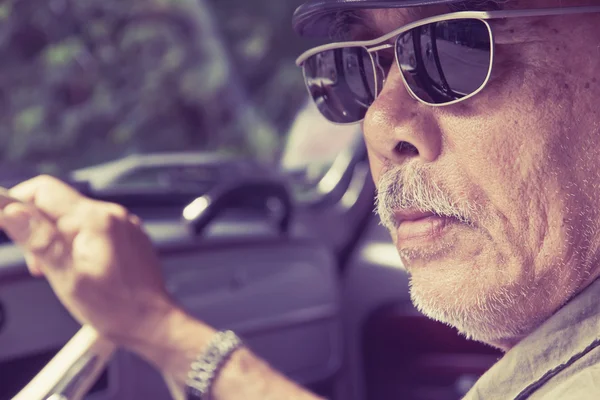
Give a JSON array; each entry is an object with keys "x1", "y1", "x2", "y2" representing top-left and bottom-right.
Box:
[{"x1": 366, "y1": 148, "x2": 387, "y2": 186}]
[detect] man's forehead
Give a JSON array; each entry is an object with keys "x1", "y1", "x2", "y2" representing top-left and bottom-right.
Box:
[
  {"x1": 334, "y1": 0, "x2": 573, "y2": 40},
  {"x1": 335, "y1": 3, "x2": 475, "y2": 40},
  {"x1": 331, "y1": 9, "x2": 418, "y2": 41},
  {"x1": 363, "y1": 6, "x2": 443, "y2": 35}
]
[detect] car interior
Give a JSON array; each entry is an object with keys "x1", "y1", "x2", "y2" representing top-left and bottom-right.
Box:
[
  {"x1": 0, "y1": 134, "x2": 502, "y2": 400},
  {"x1": 0, "y1": 0, "x2": 502, "y2": 399}
]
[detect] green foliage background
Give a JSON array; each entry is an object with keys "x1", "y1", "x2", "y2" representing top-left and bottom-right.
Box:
[{"x1": 0, "y1": 0, "x2": 310, "y2": 174}]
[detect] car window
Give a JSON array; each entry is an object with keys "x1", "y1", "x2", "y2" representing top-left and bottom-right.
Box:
[
  {"x1": 281, "y1": 98, "x2": 362, "y2": 182},
  {"x1": 0, "y1": 0, "x2": 315, "y2": 179}
]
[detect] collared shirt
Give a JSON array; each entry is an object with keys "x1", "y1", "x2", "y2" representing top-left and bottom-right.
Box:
[{"x1": 464, "y1": 279, "x2": 600, "y2": 400}]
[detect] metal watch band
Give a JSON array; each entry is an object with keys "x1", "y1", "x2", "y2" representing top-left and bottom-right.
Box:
[{"x1": 186, "y1": 330, "x2": 243, "y2": 400}]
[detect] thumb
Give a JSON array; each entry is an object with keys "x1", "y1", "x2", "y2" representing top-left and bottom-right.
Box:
[
  {"x1": 0, "y1": 204, "x2": 44, "y2": 277},
  {"x1": 0, "y1": 203, "x2": 66, "y2": 272},
  {"x1": 0, "y1": 203, "x2": 34, "y2": 243}
]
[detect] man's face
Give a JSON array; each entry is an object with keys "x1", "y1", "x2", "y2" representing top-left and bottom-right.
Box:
[{"x1": 366, "y1": 0, "x2": 600, "y2": 348}]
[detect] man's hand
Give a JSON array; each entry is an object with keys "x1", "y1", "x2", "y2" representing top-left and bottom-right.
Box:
[{"x1": 0, "y1": 175, "x2": 174, "y2": 342}]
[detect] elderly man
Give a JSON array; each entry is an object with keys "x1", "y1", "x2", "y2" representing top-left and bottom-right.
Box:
[{"x1": 2, "y1": 0, "x2": 600, "y2": 399}]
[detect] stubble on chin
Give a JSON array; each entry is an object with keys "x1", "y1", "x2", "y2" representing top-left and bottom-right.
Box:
[{"x1": 407, "y1": 264, "x2": 538, "y2": 346}]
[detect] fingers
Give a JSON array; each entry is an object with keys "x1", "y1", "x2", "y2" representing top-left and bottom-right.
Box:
[
  {"x1": 0, "y1": 202, "x2": 68, "y2": 271},
  {"x1": 9, "y1": 175, "x2": 87, "y2": 221},
  {"x1": 3, "y1": 175, "x2": 148, "y2": 282},
  {"x1": 24, "y1": 252, "x2": 44, "y2": 277}
]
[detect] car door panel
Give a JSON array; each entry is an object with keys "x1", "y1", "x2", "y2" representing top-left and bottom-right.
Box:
[{"x1": 161, "y1": 241, "x2": 342, "y2": 380}]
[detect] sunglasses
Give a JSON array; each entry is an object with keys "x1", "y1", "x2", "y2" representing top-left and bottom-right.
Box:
[{"x1": 296, "y1": 6, "x2": 600, "y2": 124}]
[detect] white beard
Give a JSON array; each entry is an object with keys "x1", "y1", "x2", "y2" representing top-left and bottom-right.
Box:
[{"x1": 407, "y1": 261, "x2": 572, "y2": 346}]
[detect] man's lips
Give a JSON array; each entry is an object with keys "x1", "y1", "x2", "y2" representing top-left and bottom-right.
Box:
[{"x1": 393, "y1": 210, "x2": 457, "y2": 243}]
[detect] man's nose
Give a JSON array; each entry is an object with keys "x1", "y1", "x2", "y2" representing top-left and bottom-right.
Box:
[{"x1": 363, "y1": 68, "x2": 442, "y2": 165}]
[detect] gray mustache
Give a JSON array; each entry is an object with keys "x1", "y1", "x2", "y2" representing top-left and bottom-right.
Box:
[{"x1": 375, "y1": 165, "x2": 478, "y2": 229}]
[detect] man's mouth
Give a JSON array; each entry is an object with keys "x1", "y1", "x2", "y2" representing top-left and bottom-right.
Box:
[{"x1": 393, "y1": 210, "x2": 459, "y2": 245}]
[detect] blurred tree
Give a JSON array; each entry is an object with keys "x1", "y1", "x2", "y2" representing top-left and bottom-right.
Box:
[{"x1": 0, "y1": 0, "x2": 310, "y2": 173}]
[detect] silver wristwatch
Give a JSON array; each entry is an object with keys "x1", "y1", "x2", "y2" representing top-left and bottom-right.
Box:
[{"x1": 186, "y1": 330, "x2": 243, "y2": 400}]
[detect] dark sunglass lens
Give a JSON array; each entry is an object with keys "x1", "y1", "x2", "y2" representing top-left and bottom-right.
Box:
[
  {"x1": 396, "y1": 19, "x2": 491, "y2": 104},
  {"x1": 303, "y1": 47, "x2": 377, "y2": 123}
]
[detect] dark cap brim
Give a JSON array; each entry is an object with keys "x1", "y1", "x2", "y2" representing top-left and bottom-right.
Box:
[{"x1": 292, "y1": 0, "x2": 462, "y2": 37}]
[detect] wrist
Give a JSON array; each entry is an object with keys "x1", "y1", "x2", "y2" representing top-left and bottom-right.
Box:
[
  {"x1": 105, "y1": 295, "x2": 174, "y2": 345},
  {"x1": 109, "y1": 298, "x2": 216, "y2": 374}
]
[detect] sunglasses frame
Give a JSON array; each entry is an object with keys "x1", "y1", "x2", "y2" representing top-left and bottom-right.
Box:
[
  {"x1": 301, "y1": 46, "x2": 384, "y2": 124},
  {"x1": 296, "y1": 6, "x2": 600, "y2": 124}
]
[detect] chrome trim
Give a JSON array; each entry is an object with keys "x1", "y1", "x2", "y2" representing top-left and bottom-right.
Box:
[
  {"x1": 45, "y1": 353, "x2": 105, "y2": 400},
  {"x1": 12, "y1": 326, "x2": 116, "y2": 400}
]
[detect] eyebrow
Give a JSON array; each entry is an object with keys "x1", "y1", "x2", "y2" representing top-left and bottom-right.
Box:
[
  {"x1": 329, "y1": 10, "x2": 372, "y2": 41},
  {"x1": 329, "y1": 0, "x2": 503, "y2": 41}
]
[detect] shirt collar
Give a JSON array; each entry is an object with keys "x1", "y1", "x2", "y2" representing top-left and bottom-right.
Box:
[{"x1": 464, "y1": 278, "x2": 600, "y2": 399}]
